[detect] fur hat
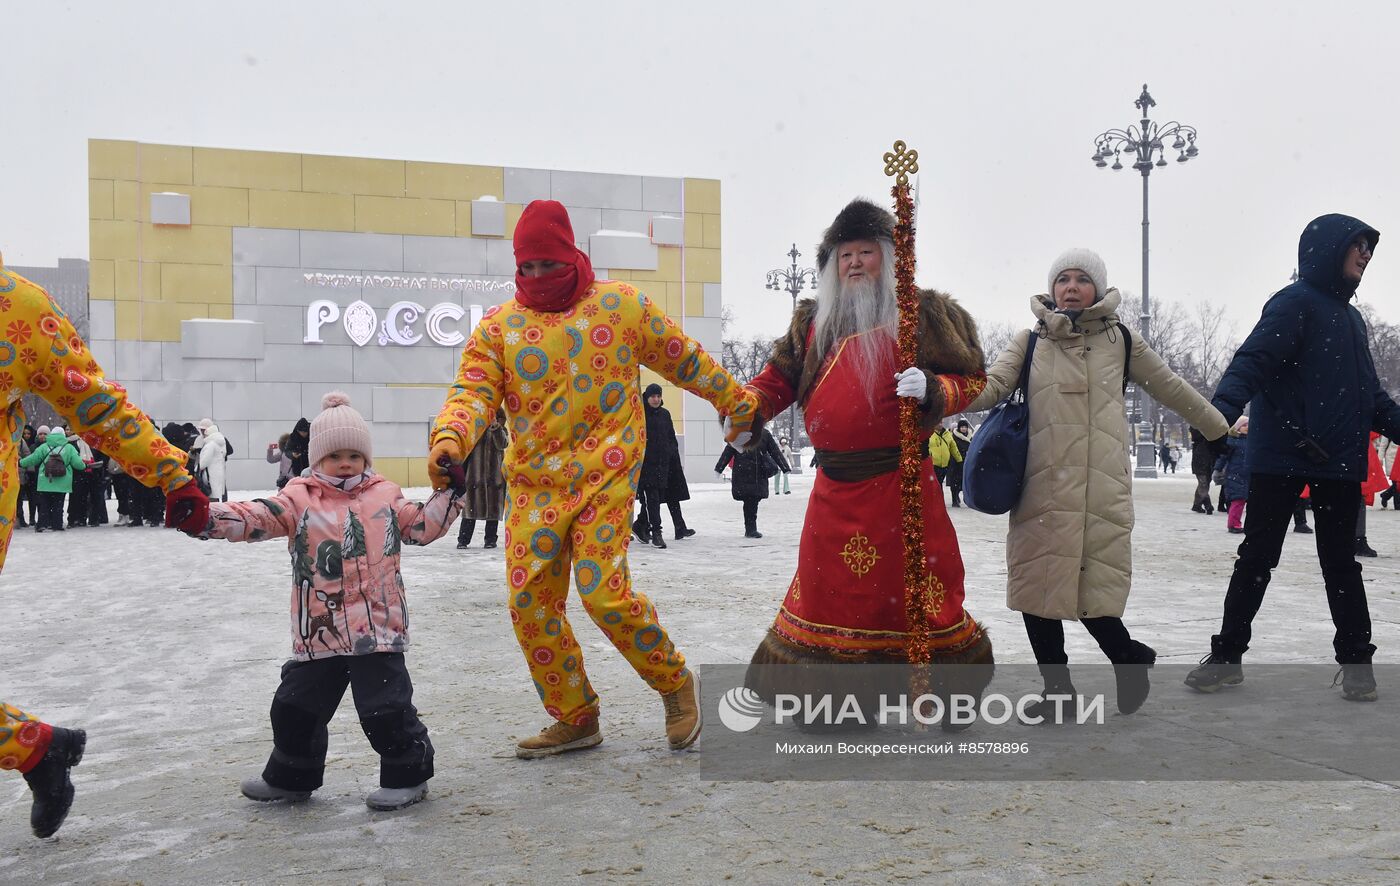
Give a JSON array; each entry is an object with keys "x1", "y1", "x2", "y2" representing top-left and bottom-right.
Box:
[
  {"x1": 309, "y1": 391, "x2": 373, "y2": 467},
  {"x1": 816, "y1": 198, "x2": 895, "y2": 272},
  {"x1": 1047, "y1": 248, "x2": 1108, "y2": 302}
]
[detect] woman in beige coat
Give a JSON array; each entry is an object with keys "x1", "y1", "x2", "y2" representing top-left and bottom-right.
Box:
[{"x1": 968, "y1": 249, "x2": 1230, "y2": 718}]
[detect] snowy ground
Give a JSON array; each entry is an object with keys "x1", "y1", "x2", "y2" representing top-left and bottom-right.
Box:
[{"x1": 6, "y1": 474, "x2": 1400, "y2": 884}]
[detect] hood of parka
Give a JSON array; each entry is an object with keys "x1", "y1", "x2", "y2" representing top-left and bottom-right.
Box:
[{"x1": 1298, "y1": 213, "x2": 1379, "y2": 298}]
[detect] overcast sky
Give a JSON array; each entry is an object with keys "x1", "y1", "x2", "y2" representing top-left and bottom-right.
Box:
[{"x1": 3, "y1": 1, "x2": 1396, "y2": 347}]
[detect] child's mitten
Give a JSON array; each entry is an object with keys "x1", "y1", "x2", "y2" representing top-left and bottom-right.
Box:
[
  {"x1": 165, "y1": 481, "x2": 211, "y2": 534},
  {"x1": 437, "y1": 455, "x2": 468, "y2": 496}
]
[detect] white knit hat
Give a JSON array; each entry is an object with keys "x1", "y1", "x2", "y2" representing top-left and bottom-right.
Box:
[
  {"x1": 309, "y1": 391, "x2": 373, "y2": 467},
  {"x1": 1047, "y1": 248, "x2": 1108, "y2": 302}
]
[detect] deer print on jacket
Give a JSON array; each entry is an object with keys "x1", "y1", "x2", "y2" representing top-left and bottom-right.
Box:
[{"x1": 202, "y1": 472, "x2": 463, "y2": 660}]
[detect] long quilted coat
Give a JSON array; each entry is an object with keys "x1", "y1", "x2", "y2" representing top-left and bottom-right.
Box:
[{"x1": 968, "y1": 289, "x2": 1230, "y2": 620}]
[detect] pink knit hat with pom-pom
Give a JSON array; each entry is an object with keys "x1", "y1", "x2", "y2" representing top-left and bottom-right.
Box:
[{"x1": 309, "y1": 391, "x2": 373, "y2": 467}]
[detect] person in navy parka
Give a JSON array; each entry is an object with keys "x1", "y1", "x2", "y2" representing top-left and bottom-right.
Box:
[{"x1": 1187, "y1": 214, "x2": 1400, "y2": 701}]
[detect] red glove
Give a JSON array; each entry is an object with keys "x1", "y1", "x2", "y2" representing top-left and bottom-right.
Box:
[
  {"x1": 437, "y1": 455, "x2": 468, "y2": 497},
  {"x1": 165, "y1": 481, "x2": 211, "y2": 534}
]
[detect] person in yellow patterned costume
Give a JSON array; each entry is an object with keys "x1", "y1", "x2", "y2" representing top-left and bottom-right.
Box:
[
  {"x1": 428, "y1": 201, "x2": 758, "y2": 758},
  {"x1": 0, "y1": 259, "x2": 208, "y2": 837}
]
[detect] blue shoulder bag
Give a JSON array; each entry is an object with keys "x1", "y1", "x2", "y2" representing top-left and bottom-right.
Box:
[{"x1": 962, "y1": 331, "x2": 1037, "y2": 515}]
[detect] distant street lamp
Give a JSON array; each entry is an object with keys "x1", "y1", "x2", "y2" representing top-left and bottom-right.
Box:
[
  {"x1": 765, "y1": 243, "x2": 819, "y2": 446},
  {"x1": 1092, "y1": 83, "x2": 1200, "y2": 478}
]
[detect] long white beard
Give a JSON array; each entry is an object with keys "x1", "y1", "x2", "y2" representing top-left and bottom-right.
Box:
[{"x1": 810, "y1": 248, "x2": 898, "y2": 396}]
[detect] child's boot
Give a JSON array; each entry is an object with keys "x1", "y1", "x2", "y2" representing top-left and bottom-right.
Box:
[
  {"x1": 240, "y1": 775, "x2": 312, "y2": 803},
  {"x1": 366, "y1": 782, "x2": 429, "y2": 811},
  {"x1": 23, "y1": 726, "x2": 86, "y2": 838}
]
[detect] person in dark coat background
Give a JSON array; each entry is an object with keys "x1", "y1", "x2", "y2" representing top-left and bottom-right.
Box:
[
  {"x1": 715, "y1": 428, "x2": 789, "y2": 538},
  {"x1": 632, "y1": 383, "x2": 695, "y2": 547},
  {"x1": 285, "y1": 417, "x2": 311, "y2": 478},
  {"x1": 1190, "y1": 427, "x2": 1216, "y2": 514},
  {"x1": 16, "y1": 424, "x2": 38, "y2": 528},
  {"x1": 1188, "y1": 213, "x2": 1400, "y2": 701},
  {"x1": 458, "y1": 409, "x2": 509, "y2": 548},
  {"x1": 947, "y1": 419, "x2": 973, "y2": 507}
]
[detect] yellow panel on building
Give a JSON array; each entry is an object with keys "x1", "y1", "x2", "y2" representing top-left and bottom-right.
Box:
[
  {"x1": 89, "y1": 180, "x2": 114, "y2": 220},
  {"x1": 89, "y1": 140, "x2": 138, "y2": 181},
  {"x1": 407, "y1": 458, "x2": 431, "y2": 489},
  {"x1": 684, "y1": 213, "x2": 703, "y2": 248},
  {"x1": 89, "y1": 259, "x2": 115, "y2": 300},
  {"x1": 138, "y1": 144, "x2": 193, "y2": 186},
  {"x1": 684, "y1": 178, "x2": 721, "y2": 214},
  {"x1": 115, "y1": 261, "x2": 162, "y2": 302},
  {"x1": 90, "y1": 220, "x2": 139, "y2": 261},
  {"x1": 375, "y1": 457, "x2": 410, "y2": 487},
  {"x1": 406, "y1": 162, "x2": 503, "y2": 201},
  {"x1": 684, "y1": 247, "x2": 721, "y2": 283},
  {"x1": 249, "y1": 189, "x2": 355, "y2": 231},
  {"x1": 194, "y1": 147, "x2": 302, "y2": 191},
  {"x1": 142, "y1": 183, "x2": 250, "y2": 227},
  {"x1": 703, "y1": 214, "x2": 721, "y2": 250},
  {"x1": 140, "y1": 224, "x2": 232, "y2": 265},
  {"x1": 161, "y1": 263, "x2": 233, "y2": 304},
  {"x1": 113, "y1": 181, "x2": 141, "y2": 221},
  {"x1": 303, "y1": 155, "x2": 405, "y2": 197},
  {"x1": 354, "y1": 196, "x2": 455, "y2": 237}
]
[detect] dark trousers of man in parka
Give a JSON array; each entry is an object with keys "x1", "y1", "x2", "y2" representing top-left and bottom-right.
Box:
[{"x1": 1212, "y1": 474, "x2": 1374, "y2": 664}]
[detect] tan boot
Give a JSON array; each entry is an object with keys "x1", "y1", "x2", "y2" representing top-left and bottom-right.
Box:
[
  {"x1": 662, "y1": 671, "x2": 703, "y2": 750},
  {"x1": 514, "y1": 719, "x2": 602, "y2": 760}
]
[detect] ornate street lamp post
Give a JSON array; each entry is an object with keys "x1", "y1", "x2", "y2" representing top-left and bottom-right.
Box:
[
  {"x1": 1092, "y1": 84, "x2": 1199, "y2": 478},
  {"x1": 765, "y1": 243, "x2": 819, "y2": 447}
]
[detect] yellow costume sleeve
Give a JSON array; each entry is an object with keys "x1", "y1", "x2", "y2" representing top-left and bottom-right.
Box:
[
  {"x1": 631, "y1": 289, "x2": 757, "y2": 431},
  {"x1": 430, "y1": 305, "x2": 506, "y2": 455},
  {"x1": 1, "y1": 269, "x2": 193, "y2": 493}
]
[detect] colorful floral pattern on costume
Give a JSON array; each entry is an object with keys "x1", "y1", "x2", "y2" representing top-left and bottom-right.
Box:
[
  {"x1": 432, "y1": 281, "x2": 757, "y2": 725},
  {"x1": 0, "y1": 269, "x2": 195, "y2": 572}
]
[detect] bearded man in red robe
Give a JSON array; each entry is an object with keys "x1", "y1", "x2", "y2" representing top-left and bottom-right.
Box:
[{"x1": 744, "y1": 199, "x2": 993, "y2": 722}]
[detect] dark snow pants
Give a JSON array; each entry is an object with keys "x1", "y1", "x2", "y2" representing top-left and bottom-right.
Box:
[
  {"x1": 37, "y1": 491, "x2": 64, "y2": 530},
  {"x1": 263, "y1": 653, "x2": 434, "y2": 791},
  {"x1": 1212, "y1": 474, "x2": 1374, "y2": 664},
  {"x1": 458, "y1": 518, "x2": 498, "y2": 546}
]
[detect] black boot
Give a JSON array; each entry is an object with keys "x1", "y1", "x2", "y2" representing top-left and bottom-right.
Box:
[
  {"x1": 1357, "y1": 537, "x2": 1378, "y2": 557},
  {"x1": 1294, "y1": 518, "x2": 1313, "y2": 534},
  {"x1": 632, "y1": 519, "x2": 649, "y2": 544},
  {"x1": 651, "y1": 525, "x2": 667, "y2": 549},
  {"x1": 1113, "y1": 641, "x2": 1157, "y2": 714},
  {"x1": 23, "y1": 726, "x2": 86, "y2": 839},
  {"x1": 1023, "y1": 666, "x2": 1076, "y2": 724}
]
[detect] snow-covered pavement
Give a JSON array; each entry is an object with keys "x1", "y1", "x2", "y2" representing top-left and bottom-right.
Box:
[{"x1": 6, "y1": 474, "x2": 1400, "y2": 883}]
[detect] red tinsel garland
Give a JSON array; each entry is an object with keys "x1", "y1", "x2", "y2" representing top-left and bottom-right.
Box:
[{"x1": 890, "y1": 183, "x2": 933, "y2": 688}]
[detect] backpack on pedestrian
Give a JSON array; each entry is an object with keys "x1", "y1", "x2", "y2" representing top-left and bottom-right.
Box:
[{"x1": 44, "y1": 448, "x2": 67, "y2": 479}]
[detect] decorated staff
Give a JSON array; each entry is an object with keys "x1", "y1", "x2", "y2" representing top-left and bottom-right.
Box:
[{"x1": 884, "y1": 140, "x2": 936, "y2": 677}]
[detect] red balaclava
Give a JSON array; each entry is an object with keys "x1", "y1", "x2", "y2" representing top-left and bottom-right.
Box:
[{"x1": 513, "y1": 200, "x2": 596, "y2": 312}]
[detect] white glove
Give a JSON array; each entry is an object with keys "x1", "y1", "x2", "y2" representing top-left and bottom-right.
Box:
[
  {"x1": 723, "y1": 416, "x2": 753, "y2": 449},
  {"x1": 894, "y1": 367, "x2": 927, "y2": 402}
]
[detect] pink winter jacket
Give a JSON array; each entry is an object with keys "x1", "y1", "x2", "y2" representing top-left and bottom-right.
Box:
[{"x1": 202, "y1": 473, "x2": 463, "y2": 661}]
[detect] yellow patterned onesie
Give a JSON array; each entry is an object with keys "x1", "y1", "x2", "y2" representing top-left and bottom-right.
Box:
[
  {"x1": 432, "y1": 280, "x2": 756, "y2": 726},
  {"x1": 0, "y1": 266, "x2": 195, "y2": 773}
]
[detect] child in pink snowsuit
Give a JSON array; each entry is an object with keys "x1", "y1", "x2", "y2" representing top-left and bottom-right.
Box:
[{"x1": 182, "y1": 392, "x2": 465, "y2": 811}]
